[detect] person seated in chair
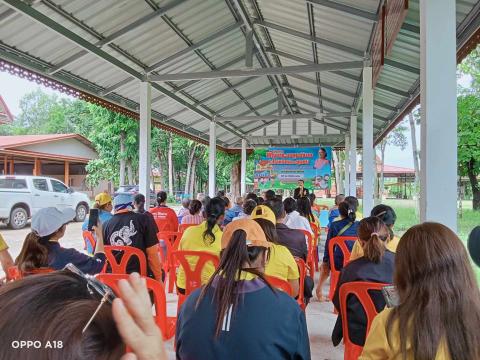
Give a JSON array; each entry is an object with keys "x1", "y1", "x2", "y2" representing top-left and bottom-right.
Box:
[
  {"x1": 149, "y1": 191, "x2": 178, "y2": 232},
  {"x1": 103, "y1": 194, "x2": 162, "y2": 282},
  {"x1": 332, "y1": 217, "x2": 394, "y2": 347},
  {"x1": 16, "y1": 207, "x2": 105, "y2": 276},
  {"x1": 176, "y1": 197, "x2": 225, "y2": 294}
]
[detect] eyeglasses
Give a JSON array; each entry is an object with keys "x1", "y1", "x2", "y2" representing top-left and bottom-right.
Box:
[{"x1": 63, "y1": 263, "x2": 116, "y2": 333}]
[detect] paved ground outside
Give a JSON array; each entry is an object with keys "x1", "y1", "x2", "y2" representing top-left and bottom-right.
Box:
[{"x1": 1, "y1": 212, "x2": 343, "y2": 359}]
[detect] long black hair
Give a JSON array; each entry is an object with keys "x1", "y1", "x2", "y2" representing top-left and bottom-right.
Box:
[
  {"x1": 202, "y1": 197, "x2": 226, "y2": 245},
  {"x1": 371, "y1": 204, "x2": 397, "y2": 240},
  {"x1": 197, "y1": 229, "x2": 272, "y2": 336},
  {"x1": 339, "y1": 200, "x2": 357, "y2": 223},
  {"x1": 296, "y1": 196, "x2": 315, "y2": 223}
]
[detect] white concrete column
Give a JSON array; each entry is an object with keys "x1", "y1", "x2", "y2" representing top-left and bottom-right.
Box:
[
  {"x1": 208, "y1": 120, "x2": 216, "y2": 197},
  {"x1": 420, "y1": 0, "x2": 457, "y2": 231},
  {"x1": 240, "y1": 138, "x2": 247, "y2": 195},
  {"x1": 344, "y1": 135, "x2": 350, "y2": 196},
  {"x1": 139, "y1": 82, "x2": 151, "y2": 200},
  {"x1": 362, "y1": 66, "x2": 374, "y2": 216},
  {"x1": 349, "y1": 114, "x2": 357, "y2": 197}
]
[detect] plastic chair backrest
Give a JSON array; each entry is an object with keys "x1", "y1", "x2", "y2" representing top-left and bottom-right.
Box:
[
  {"x1": 310, "y1": 222, "x2": 320, "y2": 240},
  {"x1": 82, "y1": 230, "x2": 96, "y2": 255},
  {"x1": 328, "y1": 236, "x2": 357, "y2": 300},
  {"x1": 103, "y1": 245, "x2": 147, "y2": 276},
  {"x1": 171, "y1": 250, "x2": 219, "y2": 295},
  {"x1": 319, "y1": 210, "x2": 330, "y2": 228},
  {"x1": 157, "y1": 231, "x2": 182, "y2": 250},
  {"x1": 178, "y1": 223, "x2": 195, "y2": 233},
  {"x1": 265, "y1": 275, "x2": 294, "y2": 296},
  {"x1": 96, "y1": 273, "x2": 175, "y2": 340},
  {"x1": 295, "y1": 258, "x2": 307, "y2": 310},
  {"x1": 339, "y1": 281, "x2": 389, "y2": 360},
  {"x1": 300, "y1": 230, "x2": 315, "y2": 278}
]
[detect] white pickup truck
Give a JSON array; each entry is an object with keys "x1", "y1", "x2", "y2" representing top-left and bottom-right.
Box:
[{"x1": 0, "y1": 175, "x2": 90, "y2": 229}]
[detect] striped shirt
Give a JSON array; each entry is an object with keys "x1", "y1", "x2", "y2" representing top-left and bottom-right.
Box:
[{"x1": 181, "y1": 213, "x2": 204, "y2": 225}]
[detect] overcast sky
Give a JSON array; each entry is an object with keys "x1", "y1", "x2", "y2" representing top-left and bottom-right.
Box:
[{"x1": 0, "y1": 71, "x2": 472, "y2": 169}]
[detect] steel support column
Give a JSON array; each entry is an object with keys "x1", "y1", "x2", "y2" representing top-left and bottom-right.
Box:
[
  {"x1": 344, "y1": 136, "x2": 350, "y2": 196},
  {"x1": 241, "y1": 139, "x2": 247, "y2": 195},
  {"x1": 362, "y1": 67, "x2": 374, "y2": 216},
  {"x1": 139, "y1": 82, "x2": 152, "y2": 199},
  {"x1": 349, "y1": 114, "x2": 357, "y2": 197},
  {"x1": 419, "y1": 0, "x2": 457, "y2": 230},
  {"x1": 208, "y1": 121, "x2": 216, "y2": 197}
]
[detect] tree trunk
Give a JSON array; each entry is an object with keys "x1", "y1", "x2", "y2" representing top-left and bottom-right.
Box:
[
  {"x1": 189, "y1": 157, "x2": 197, "y2": 196},
  {"x1": 184, "y1": 144, "x2": 198, "y2": 195},
  {"x1": 230, "y1": 161, "x2": 241, "y2": 197},
  {"x1": 380, "y1": 141, "x2": 386, "y2": 201},
  {"x1": 468, "y1": 158, "x2": 480, "y2": 210},
  {"x1": 119, "y1": 131, "x2": 126, "y2": 186},
  {"x1": 156, "y1": 150, "x2": 165, "y2": 190},
  {"x1": 168, "y1": 134, "x2": 174, "y2": 196},
  {"x1": 127, "y1": 160, "x2": 134, "y2": 185},
  {"x1": 333, "y1": 151, "x2": 343, "y2": 195},
  {"x1": 408, "y1": 111, "x2": 420, "y2": 193}
]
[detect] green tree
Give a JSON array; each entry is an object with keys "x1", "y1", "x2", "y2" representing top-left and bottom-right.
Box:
[{"x1": 457, "y1": 94, "x2": 480, "y2": 210}]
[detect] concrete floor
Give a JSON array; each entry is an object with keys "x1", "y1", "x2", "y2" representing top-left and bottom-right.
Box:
[{"x1": 1, "y1": 222, "x2": 344, "y2": 359}]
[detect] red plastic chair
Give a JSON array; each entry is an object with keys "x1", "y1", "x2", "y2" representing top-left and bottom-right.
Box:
[
  {"x1": 309, "y1": 222, "x2": 320, "y2": 271},
  {"x1": 157, "y1": 231, "x2": 183, "y2": 293},
  {"x1": 265, "y1": 275, "x2": 294, "y2": 296},
  {"x1": 103, "y1": 246, "x2": 147, "y2": 276},
  {"x1": 328, "y1": 236, "x2": 357, "y2": 300},
  {"x1": 339, "y1": 282, "x2": 389, "y2": 360},
  {"x1": 172, "y1": 250, "x2": 219, "y2": 312},
  {"x1": 82, "y1": 230, "x2": 96, "y2": 255},
  {"x1": 96, "y1": 273, "x2": 176, "y2": 340},
  {"x1": 295, "y1": 258, "x2": 307, "y2": 310},
  {"x1": 300, "y1": 230, "x2": 315, "y2": 278},
  {"x1": 178, "y1": 223, "x2": 195, "y2": 233}
]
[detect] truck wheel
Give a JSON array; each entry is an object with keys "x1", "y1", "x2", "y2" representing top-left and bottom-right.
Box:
[
  {"x1": 75, "y1": 204, "x2": 88, "y2": 222},
  {"x1": 9, "y1": 207, "x2": 28, "y2": 230}
]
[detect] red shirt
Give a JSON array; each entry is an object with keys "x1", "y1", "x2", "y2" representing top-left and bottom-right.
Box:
[{"x1": 149, "y1": 206, "x2": 179, "y2": 232}]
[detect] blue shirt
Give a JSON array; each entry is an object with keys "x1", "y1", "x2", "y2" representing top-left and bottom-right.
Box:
[
  {"x1": 46, "y1": 242, "x2": 105, "y2": 275},
  {"x1": 323, "y1": 218, "x2": 359, "y2": 269},
  {"x1": 328, "y1": 208, "x2": 340, "y2": 228},
  {"x1": 82, "y1": 209, "x2": 113, "y2": 231},
  {"x1": 176, "y1": 277, "x2": 311, "y2": 360},
  {"x1": 223, "y1": 204, "x2": 243, "y2": 225}
]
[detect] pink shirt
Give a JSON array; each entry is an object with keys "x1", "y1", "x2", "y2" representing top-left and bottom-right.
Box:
[{"x1": 181, "y1": 213, "x2": 204, "y2": 225}]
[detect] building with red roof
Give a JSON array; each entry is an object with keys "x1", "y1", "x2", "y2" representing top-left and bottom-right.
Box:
[{"x1": 0, "y1": 95, "x2": 14, "y2": 125}]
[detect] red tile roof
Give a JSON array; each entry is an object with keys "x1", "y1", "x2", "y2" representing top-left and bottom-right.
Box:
[{"x1": 0, "y1": 133, "x2": 93, "y2": 149}]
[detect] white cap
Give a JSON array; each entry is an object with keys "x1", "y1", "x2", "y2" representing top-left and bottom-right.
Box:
[{"x1": 31, "y1": 207, "x2": 76, "y2": 237}]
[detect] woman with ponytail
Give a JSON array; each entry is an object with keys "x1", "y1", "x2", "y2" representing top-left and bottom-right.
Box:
[
  {"x1": 176, "y1": 197, "x2": 226, "y2": 294},
  {"x1": 350, "y1": 204, "x2": 399, "y2": 261},
  {"x1": 176, "y1": 219, "x2": 310, "y2": 359},
  {"x1": 16, "y1": 207, "x2": 105, "y2": 276},
  {"x1": 331, "y1": 217, "x2": 394, "y2": 348},
  {"x1": 316, "y1": 198, "x2": 360, "y2": 301}
]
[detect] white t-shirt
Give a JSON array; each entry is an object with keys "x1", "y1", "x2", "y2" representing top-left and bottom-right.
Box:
[{"x1": 285, "y1": 211, "x2": 313, "y2": 235}]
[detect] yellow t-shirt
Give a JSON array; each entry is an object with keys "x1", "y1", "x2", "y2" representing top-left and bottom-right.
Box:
[
  {"x1": 265, "y1": 243, "x2": 300, "y2": 281},
  {"x1": 176, "y1": 221, "x2": 222, "y2": 290},
  {"x1": 350, "y1": 236, "x2": 400, "y2": 262},
  {"x1": 360, "y1": 308, "x2": 450, "y2": 360},
  {"x1": 0, "y1": 234, "x2": 8, "y2": 252}
]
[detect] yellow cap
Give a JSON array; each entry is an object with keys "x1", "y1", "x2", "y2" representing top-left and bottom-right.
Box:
[
  {"x1": 95, "y1": 192, "x2": 112, "y2": 206},
  {"x1": 250, "y1": 205, "x2": 276, "y2": 225}
]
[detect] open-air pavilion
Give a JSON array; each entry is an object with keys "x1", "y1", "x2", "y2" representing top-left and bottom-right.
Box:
[
  {"x1": 1, "y1": 0, "x2": 479, "y2": 231},
  {"x1": 1, "y1": 0, "x2": 479, "y2": 357}
]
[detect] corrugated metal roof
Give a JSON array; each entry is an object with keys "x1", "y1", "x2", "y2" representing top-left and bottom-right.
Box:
[{"x1": 0, "y1": 0, "x2": 478, "y2": 149}]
